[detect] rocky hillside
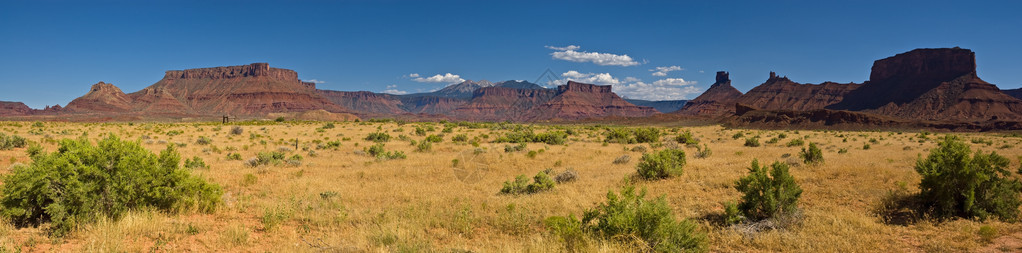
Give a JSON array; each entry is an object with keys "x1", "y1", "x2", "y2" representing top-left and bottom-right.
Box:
[
  {"x1": 735, "y1": 72, "x2": 861, "y2": 111},
  {"x1": 827, "y1": 48, "x2": 1022, "y2": 121},
  {"x1": 0, "y1": 101, "x2": 32, "y2": 116},
  {"x1": 1004, "y1": 88, "x2": 1022, "y2": 100},
  {"x1": 450, "y1": 81, "x2": 657, "y2": 121},
  {"x1": 675, "y1": 71, "x2": 743, "y2": 116}
]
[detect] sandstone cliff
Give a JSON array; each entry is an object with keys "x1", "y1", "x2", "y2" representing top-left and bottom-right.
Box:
[
  {"x1": 676, "y1": 71, "x2": 743, "y2": 116},
  {"x1": 828, "y1": 48, "x2": 1022, "y2": 121},
  {"x1": 735, "y1": 72, "x2": 861, "y2": 111}
]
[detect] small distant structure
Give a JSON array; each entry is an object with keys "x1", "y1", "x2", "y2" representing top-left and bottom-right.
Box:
[{"x1": 222, "y1": 115, "x2": 236, "y2": 124}]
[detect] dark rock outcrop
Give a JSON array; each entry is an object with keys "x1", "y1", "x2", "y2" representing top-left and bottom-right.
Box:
[
  {"x1": 0, "y1": 101, "x2": 32, "y2": 116},
  {"x1": 1004, "y1": 88, "x2": 1022, "y2": 100},
  {"x1": 828, "y1": 48, "x2": 1022, "y2": 121},
  {"x1": 676, "y1": 71, "x2": 744, "y2": 116},
  {"x1": 735, "y1": 72, "x2": 861, "y2": 111}
]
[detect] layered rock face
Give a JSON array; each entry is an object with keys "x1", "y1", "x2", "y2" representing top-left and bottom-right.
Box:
[
  {"x1": 676, "y1": 71, "x2": 743, "y2": 116},
  {"x1": 144, "y1": 63, "x2": 344, "y2": 115},
  {"x1": 318, "y1": 90, "x2": 407, "y2": 115},
  {"x1": 431, "y1": 80, "x2": 495, "y2": 99},
  {"x1": 53, "y1": 63, "x2": 347, "y2": 117},
  {"x1": 450, "y1": 86, "x2": 559, "y2": 121},
  {"x1": 828, "y1": 48, "x2": 1022, "y2": 121},
  {"x1": 449, "y1": 81, "x2": 656, "y2": 121},
  {"x1": 735, "y1": 72, "x2": 860, "y2": 111},
  {"x1": 1004, "y1": 88, "x2": 1022, "y2": 100},
  {"x1": 0, "y1": 101, "x2": 32, "y2": 116},
  {"x1": 65, "y1": 82, "x2": 133, "y2": 112},
  {"x1": 525, "y1": 81, "x2": 657, "y2": 121}
]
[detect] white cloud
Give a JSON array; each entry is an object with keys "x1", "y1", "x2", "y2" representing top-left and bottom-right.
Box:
[
  {"x1": 546, "y1": 45, "x2": 640, "y2": 66},
  {"x1": 406, "y1": 73, "x2": 420, "y2": 78},
  {"x1": 649, "y1": 66, "x2": 683, "y2": 76},
  {"x1": 544, "y1": 45, "x2": 580, "y2": 51},
  {"x1": 615, "y1": 82, "x2": 701, "y2": 101},
  {"x1": 304, "y1": 79, "x2": 326, "y2": 84},
  {"x1": 547, "y1": 70, "x2": 621, "y2": 86},
  {"x1": 382, "y1": 85, "x2": 408, "y2": 95},
  {"x1": 546, "y1": 70, "x2": 700, "y2": 100},
  {"x1": 652, "y1": 78, "x2": 696, "y2": 86},
  {"x1": 411, "y1": 73, "x2": 465, "y2": 84}
]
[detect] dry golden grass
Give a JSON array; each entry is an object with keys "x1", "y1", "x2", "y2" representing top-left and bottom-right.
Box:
[{"x1": 0, "y1": 120, "x2": 1021, "y2": 252}]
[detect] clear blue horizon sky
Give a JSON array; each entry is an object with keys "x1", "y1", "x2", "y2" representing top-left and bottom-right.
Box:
[{"x1": 2, "y1": 0, "x2": 1021, "y2": 108}]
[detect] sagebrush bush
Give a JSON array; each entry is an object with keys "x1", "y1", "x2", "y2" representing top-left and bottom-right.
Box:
[
  {"x1": 636, "y1": 148, "x2": 686, "y2": 180},
  {"x1": 915, "y1": 135, "x2": 1022, "y2": 221},
  {"x1": 0, "y1": 133, "x2": 28, "y2": 150},
  {"x1": 493, "y1": 129, "x2": 566, "y2": 145},
  {"x1": 733, "y1": 159, "x2": 802, "y2": 221},
  {"x1": 230, "y1": 126, "x2": 243, "y2": 135},
  {"x1": 744, "y1": 137, "x2": 760, "y2": 147},
  {"x1": 546, "y1": 184, "x2": 706, "y2": 252},
  {"x1": 500, "y1": 171, "x2": 555, "y2": 195},
  {"x1": 785, "y1": 138, "x2": 805, "y2": 147},
  {"x1": 365, "y1": 132, "x2": 391, "y2": 142},
  {"x1": 196, "y1": 136, "x2": 212, "y2": 145},
  {"x1": 425, "y1": 134, "x2": 443, "y2": 143},
  {"x1": 613, "y1": 155, "x2": 631, "y2": 164},
  {"x1": 675, "y1": 130, "x2": 698, "y2": 145},
  {"x1": 555, "y1": 169, "x2": 578, "y2": 183},
  {"x1": 184, "y1": 156, "x2": 208, "y2": 169},
  {"x1": 364, "y1": 143, "x2": 406, "y2": 160},
  {"x1": 695, "y1": 144, "x2": 712, "y2": 158},
  {"x1": 416, "y1": 140, "x2": 432, "y2": 152},
  {"x1": 0, "y1": 135, "x2": 221, "y2": 236},
  {"x1": 633, "y1": 127, "x2": 662, "y2": 143},
  {"x1": 799, "y1": 142, "x2": 824, "y2": 165}
]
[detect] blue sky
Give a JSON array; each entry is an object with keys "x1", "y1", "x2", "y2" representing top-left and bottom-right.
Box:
[{"x1": 2, "y1": 0, "x2": 1021, "y2": 108}]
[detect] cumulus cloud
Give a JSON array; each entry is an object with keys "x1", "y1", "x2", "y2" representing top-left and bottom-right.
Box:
[
  {"x1": 382, "y1": 85, "x2": 408, "y2": 95},
  {"x1": 649, "y1": 66, "x2": 683, "y2": 76},
  {"x1": 546, "y1": 70, "x2": 700, "y2": 100},
  {"x1": 546, "y1": 45, "x2": 641, "y2": 66},
  {"x1": 615, "y1": 82, "x2": 701, "y2": 101},
  {"x1": 406, "y1": 73, "x2": 420, "y2": 78},
  {"x1": 547, "y1": 70, "x2": 621, "y2": 86},
  {"x1": 410, "y1": 73, "x2": 465, "y2": 84},
  {"x1": 652, "y1": 78, "x2": 696, "y2": 86},
  {"x1": 304, "y1": 79, "x2": 327, "y2": 84}
]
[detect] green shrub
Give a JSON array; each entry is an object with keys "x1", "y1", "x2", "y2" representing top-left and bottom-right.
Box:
[
  {"x1": 546, "y1": 184, "x2": 706, "y2": 252},
  {"x1": 799, "y1": 142, "x2": 824, "y2": 165},
  {"x1": 0, "y1": 133, "x2": 28, "y2": 150},
  {"x1": 230, "y1": 126, "x2": 243, "y2": 135},
  {"x1": 695, "y1": 144, "x2": 712, "y2": 159},
  {"x1": 226, "y1": 153, "x2": 242, "y2": 161},
  {"x1": 494, "y1": 129, "x2": 566, "y2": 145},
  {"x1": 322, "y1": 122, "x2": 336, "y2": 129},
  {"x1": 732, "y1": 132, "x2": 745, "y2": 140},
  {"x1": 785, "y1": 138, "x2": 805, "y2": 147},
  {"x1": 195, "y1": 136, "x2": 212, "y2": 145},
  {"x1": 504, "y1": 143, "x2": 527, "y2": 153},
  {"x1": 451, "y1": 134, "x2": 469, "y2": 142},
  {"x1": 734, "y1": 159, "x2": 802, "y2": 221},
  {"x1": 365, "y1": 132, "x2": 391, "y2": 142},
  {"x1": 0, "y1": 135, "x2": 221, "y2": 236},
  {"x1": 184, "y1": 156, "x2": 209, "y2": 169},
  {"x1": 863, "y1": 143, "x2": 871, "y2": 150},
  {"x1": 744, "y1": 137, "x2": 760, "y2": 147},
  {"x1": 500, "y1": 171, "x2": 555, "y2": 195},
  {"x1": 633, "y1": 127, "x2": 662, "y2": 143},
  {"x1": 416, "y1": 141, "x2": 432, "y2": 152},
  {"x1": 364, "y1": 143, "x2": 406, "y2": 160},
  {"x1": 674, "y1": 130, "x2": 698, "y2": 145},
  {"x1": 636, "y1": 149, "x2": 686, "y2": 180},
  {"x1": 915, "y1": 135, "x2": 1021, "y2": 221},
  {"x1": 425, "y1": 134, "x2": 443, "y2": 143},
  {"x1": 604, "y1": 128, "x2": 636, "y2": 144}
]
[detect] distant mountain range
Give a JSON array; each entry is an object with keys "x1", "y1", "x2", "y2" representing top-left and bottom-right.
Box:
[{"x1": 2, "y1": 47, "x2": 1021, "y2": 129}]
